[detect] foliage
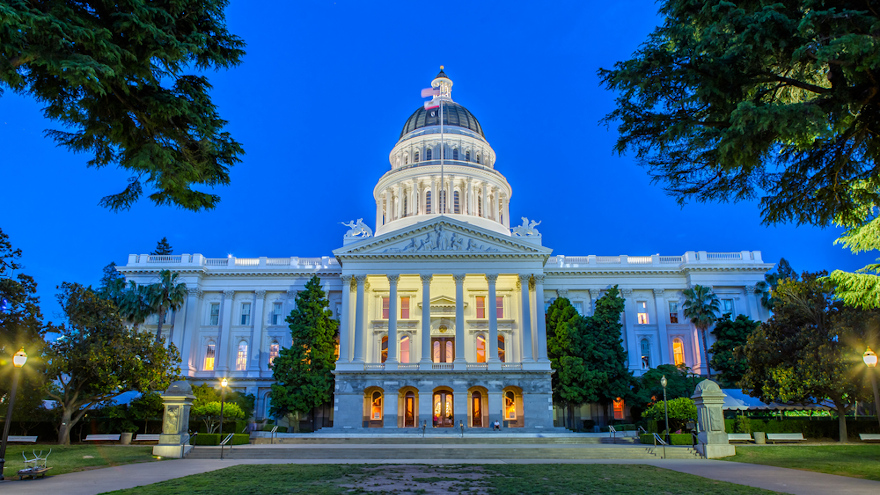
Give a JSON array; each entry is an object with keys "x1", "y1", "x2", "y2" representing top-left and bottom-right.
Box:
[
  {"x1": 682, "y1": 285, "x2": 720, "y2": 377},
  {"x1": 758, "y1": 258, "x2": 799, "y2": 310},
  {"x1": 829, "y1": 197, "x2": 880, "y2": 308},
  {"x1": 0, "y1": 0, "x2": 246, "y2": 211},
  {"x1": 97, "y1": 262, "x2": 126, "y2": 298},
  {"x1": 191, "y1": 382, "x2": 255, "y2": 420},
  {"x1": 641, "y1": 397, "x2": 697, "y2": 433},
  {"x1": 45, "y1": 283, "x2": 180, "y2": 444},
  {"x1": 709, "y1": 314, "x2": 760, "y2": 387},
  {"x1": 740, "y1": 272, "x2": 879, "y2": 442},
  {"x1": 128, "y1": 391, "x2": 164, "y2": 433},
  {"x1": 151, "y1": 238, "x2": 173, "y2": 256},
  {"x1": 269, "y1": 276, "x2": 338, "y2": 432},
  {"x1": 146, "y1": 270, "x2": 187, "y2": 343},
  {"x1": 190, "y1": 401, "x2": 244, "y2": 434},
  {"x1": 631, "y1": 364, "x2": 694, "y2": 413},
  {"x1": 583, "y1": 287, "x2": 633, "y2": 406},
  {"x1": 638, "y1": 433, "x2": 694, "y2": 445},
  {"x1": 191, "y1": 433, "x2": 249, "y2": 446}
]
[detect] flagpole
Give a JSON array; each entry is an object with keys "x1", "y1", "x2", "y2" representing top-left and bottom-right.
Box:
[{"x1": 440, "y1": 95, "x2": 444, "y2": 214}]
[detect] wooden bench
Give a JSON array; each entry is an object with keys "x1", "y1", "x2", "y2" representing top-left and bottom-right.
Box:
[
  {"x1": 7, "y1": 435, "x2": 38, "y2": 443},
  {"x1": 859, "y1": 433, "x2": 880, "y2": 442},
  {"x1": 134, "y1": 434, "x2": 161, "y2": 442},
  {"x1": 766, "y1": 433, "x2": 805, "y2": 443},
  {"x1": 728, "y1": 433, "x2": 753, "y2": 442},
  {"x1": 84, "y1": 434, "x2": 121, "y2": 443}
]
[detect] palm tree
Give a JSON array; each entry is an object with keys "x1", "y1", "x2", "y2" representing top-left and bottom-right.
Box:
[
  {"x1": 147, "y1": 270, "x2": 187, "y2": 343},
  {"x1": 682, "y1": 285, "x2": 720, "y2": 378},
  {"x1": 117, "y1": 281, "x2": 152, "y2": 330}
]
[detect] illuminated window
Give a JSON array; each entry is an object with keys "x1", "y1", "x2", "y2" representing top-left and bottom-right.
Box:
[
  {"x1": 400, "y1": 336, "x2": 410, "y2": 363},
  {"x1": 414, "y1": 151, "x2": 420, "y2": 163},
  {"x1": 637, "y1": 301, "x2": 649, "y2": 324},
  {"x1": 472, "y1": 392, "x2": 482, "y2": 427},
  {"x1": 613, "y1": 397, "x2": 625, "y2": 420},
  {"x1": 335, "y1": 334, "x2": 340, "y2": 359},
  {"x1": 236, "y1": 340, "x2": 247, "y2": 370},
  {"x1": 504, "y1": 391, "x2": 516, "y2": 420},
  {"x1": 209, "y1": 303, "x2": 220, "y2": 326},
  {"x1": 476, "y1": 296, "x2": 486, "y2": 318},
  {"x1": 476, "y1": 335, "x2": 486, "y2": 363},
  {"x1": 204, "y1": 343, "x2": 215, "y2": 371},
  {"x1": 269, "y1": 341, "x2": 280, "y2": 366},
  {"x1": 425, "y1": 191, "x2": 432, "y2": 214},
  {"x1": 453, "y1": 148, "x2": 459, "y2": 160},
  {"x1": 426, "y1": 147, "x2": 432, "y2": 160},
  {"x1": 371, "y1": 391, "x2": 383, "y2": 420},
  {"x1": 721, "y1": 299, "x2": 734, "y2": 315},
  {"x1": 496, "y1": 296, "x2": 504, "y2": 319},
  {"x1": 673, "y1": 338, "x2": 685, "y2": 366},
  {"x1": 453, "y1": 191, "x2": 460, "y2": 213},
  {"x1": 400, "y1": 297, "x2": 410, "y2": 319},
  {"x1": 382, "y1": 297, "x2": 390, "y2": 319},
  {"x1": 498, "y1": 335, "x2": 506, "y2": 363},
  {"x1": 640, "y1": 338, "x2": 650, "y2": 369},
  {"x1": 271, "y1": 302, "x2": 283, "y2": 325},
  {"x1": 381, "y1": 336, "x2": 388, "y2": 363},
  {"x1": 669, "y1": 302, "x2": 679, "y2": 324},
  {"x1": 240, "y1": 302, "x2": 251, "y2": 325}
]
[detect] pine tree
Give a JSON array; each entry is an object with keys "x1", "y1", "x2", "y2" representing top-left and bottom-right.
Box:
[
  {"x1": 584, "y1": 287, "x2": 633, "y2": 412},
  {"x1": 709, "y1": 314, "x2": 760, "y2": 388},
  {"x1": 268, "y1": 276, "x2": 338, "y2": 432},
  {"x1": 151, "y1": 238, "x2": 173, "y2": 256}
]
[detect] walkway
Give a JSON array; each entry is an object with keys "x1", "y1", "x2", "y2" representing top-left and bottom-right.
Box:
[{"x1": 4, "y1": 456, "x2": 880, "y2": 495}]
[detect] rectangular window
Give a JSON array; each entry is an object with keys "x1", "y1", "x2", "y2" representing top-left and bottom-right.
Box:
[
  {"x1": 240, "y1": 302, "x2": 251, "y2": 325},
  {"x1": 209, "y1": 303, "x2": 220, "y2": 326},
  {"x1": 400, "y1": 297, "x2": 410, "y2": 319},
  {"x1": 271, "y1": 302, "x2": 283, "y2": 325},
  {"x1": 669, "y1": 302, "x2": 679, "y2": 324},
  {"x1": 204, "y1": 344, "x2": 215, "y2": 371},
  {"x1": 496, "y1": 296, "x2": 504, "y2": 319},
  {"x1": 572, "y1": 301, "x2": 584, "y2": 315},
  {"x1": 476, "y1": 296, "x2": 486, "y2": 319},
  {"x1": 613, "y1": 398, "x2": 625, "y2": 420},
  {"x1": 269, "y1": 342, "x2": 280, "y2": 366},
  {"x1": 382, "y1": 297, "x2": 390, "y2": 319},
  {"x1": 637, "y1": 301, "x2": 649, "y2": 324},
  {"x1": 236, "y1": 341, "x2": 247, "y2": 370},
  {"x1": 722, "y1": 299, "x2": 734, "y2": 315}
]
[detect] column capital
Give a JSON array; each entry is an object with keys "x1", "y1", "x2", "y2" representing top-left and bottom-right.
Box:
[
  {"x1": 420, "y1": 273, "x2": 433, "y2": 283},
  {"x1": 621, "y1": 288, "x2": 634, "y2": 297},
  {"x1": 557, "y1": 288, "x2": 569, "y2": 299},
  {"x1": 518, "y1": 273, "x2": 532, "y2": 283},
  {"x1": 355, "y1": 275, "x2": 367, "y2": 284},
  {"x1": 188, "y1": 288, "x2": 203, "y2": 299},
  {"x1": 452, "y1": 273, "x2": 466, "y2": 283},
  {"x1": 340, "y1": 274, "x2": 353, "y2": 283},
  {"x1": 745, "y1": 285, "x2": 756, "y2": 293},
  {"x1": 287, "y1": 290, "x2": 297, "y2": 299},
  {"x1": 387, "y1": 274, "x2": 400, "y2": 284},
  {"x1": 533, "y1": 274, "x2": 545, "y2": 284},
  {"x1": 223, "y1": 290, "x2": 235, "y2": 298},
  {"x1": 653, "y1": 288, "x2": 665, "y2": 296},
  {"x1": 255, "y1": 290, "x2": 267, "y2": 299},
  {"x1": 485, "y1": 273, "x2": 498, "y2": 283}
]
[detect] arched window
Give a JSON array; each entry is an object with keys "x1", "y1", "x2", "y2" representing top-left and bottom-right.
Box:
[
  {"x1": 404, "y1": 155, "x2": 409, "y2": 165},
  {"x1": 477, "y1": 196, "x2": 483, "y2": 216},
  {"x1": 498, "y1": 335, "x2": 506, "y2": 363},
  {"x1": 476, "y1": 335, "x2": 486, "y2": 363},
  {"x1": 453, "y1": 148, "x2": 459, "y2": 160},
  {"x1": 426, "y1": 148, "x2": 432, "y2": 160},
  {"x1": 640, "y1": 338, "x2": 650, "y2": 369},
  {"x1": 673, "y1": 338, "x2": 685, "y2": 366},
  {"x1": 465, "y1": 150, "x2": 471, "y2": 161},
  {"x1": 425, "y1": 191, "x2": 432, "y2": 214},
  {"x1": 453, "y1": 191, "x2": 461, "y2": 214},
  {"x1": 400, "y1": 336, "x2": 410, "y2": 363},
  {"x1": 403, "y1": 196, "x2": 408, "y2": 217},
  {"x1": 381, "y1": 336, "x2": 388, "y2": 363},
  {"x1": 204, "y1": 342, "x2": 216, "y2": 371},
  {"x1": 414, "y1": 151, "x2": 420, "y2": 163},
  {"x1": 404, "y1": 391, "x2": 416, "y2": 427},
  {"x1": 504, "y1": 391, "x2": 516, "y2": 420},
  {"x1": 476, "y1": 154, "x2": 481, "y2": 164},
  {"x1": 236, "y1": 340, "x2": 248, "y2": 371},
  {"x1": 472, "y1": 391, "x2": 482, "y2": 427},
  {"x1": 269, "y1": 341, "x2": 280, "y2": 366},
  {"x1": 439, "y1": 190, "x2": 447, "y2": 213},
  {"x1": 371, "y1": 391, "x2": 383, "y2": 420}
]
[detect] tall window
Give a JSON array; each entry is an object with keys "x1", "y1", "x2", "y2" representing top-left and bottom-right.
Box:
[
  {"x1": 640, "y1": 338, "x2": 650, "y2": 369},
  {"x1": 477, "y1": 196, "x2": 483, "y2": 216},
  {"x1": 669, "y1": 302, "x2": 679, "y2": 323},
  {"x1": 465, "y1": 150, "x2": 471, "y2": 161},
  {"x1": 414, "y1": 151, "x2": 420, "y2": 163},
  {"x1": 637, "y1": 301, "x2": 649, "y2": 324},
  {"x1": 476, "y1": 335, "x2": 486, "y2": 363},
  {"x1": 504, "y1": 391, "x2": 516, "y2": 420},
  {"x1": 496, "y1": 296, "x2": 504, "y2": 318},
  {"x1": 381, "y1": 336, "x2": 388, "y2": 363},
  {"x1": 498, "y1": 335, "x2": 506, "y2": 363},
  {"x1": 371, "y1": 391, "x2": 383, "y2": 420},
  {"x1": 236, "y1": 340, "x2": 248, "y2": 370},
  {"x1": 426, "y1": 148, "x2": 432, "y2": 160},
  {"x1": 204, "y1": 343, "x2": 215, "y2": 371},
  {"x1": 382, "y1": 297, "x2": 390, "y2": 319},
  {"x1": 404, "y1": 155, "x2": 408, "y2": 165},
  {"x1": 400, "y1": 297, "x2": 410, "y2": 319},
  {"x1": 240, "y1": 302, "x2": 251, "y2": 325},
  {"x1": 453, "y1": 148, "x2": 459, "y2": 160},
  {"x1": 477, "y1": 154, "x2": 482, "y2": 164},
  {"x1": 613, "y1": 397, "x2": 625, "y2": 420},
  {"x1": 209, "y1": 303, "x2": 220, "y2": 326},
  {"x1": 476, "y1": 296, "x2": 486, "y2": 318},
  {"x1": 721, "y1": 299, "x2": 734, "y2": 315},
  {"x1": 269, "y1": 341, "x2": 279, "y2": 366},
  {"x1": 425, "y1": 191, "x2": 432, "y2": 214},
  {"x1": 439, "y1": 190, "x2": 446, "y2": 213},
  {"x1": 673, "y1": 338, "x2": 685, "y2": 366},
  {"x1": 271, "y1": 302, "x2": 283, "y2": 325},
  {"x1": 403, "y1": 195, "x2": 408, "y2": 216},
  {"x1": 572, "y1": 301, "x2": 584, "y2": 315},
  {"x1": 453, "y1": 191, "x2": 460, "y2": 213},
  {"x1": 400, "y1": 336, "x2": 410, "y2": 363}
]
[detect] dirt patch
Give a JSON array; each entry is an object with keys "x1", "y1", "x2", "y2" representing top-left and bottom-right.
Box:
[{"x1": 340, "y1": 464, "x2": 494, "y2": 494}]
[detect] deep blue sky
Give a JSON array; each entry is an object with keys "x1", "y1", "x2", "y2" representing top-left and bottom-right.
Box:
[{"x1": 1, "y1": 0, "x2": 873, "y2": 322}]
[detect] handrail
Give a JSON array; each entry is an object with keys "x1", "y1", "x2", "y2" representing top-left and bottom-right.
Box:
[
  {"x1": 189, "y1": 432, "x2": 198, "y2": 445},
  {"x1": 638, "y1": 426, "x2": 648, "y2": 435},
  {"x1": 608, "y1": 425, "x2": 617, "y2": 440},
  {"x1": 219, "y1": 433, "x2": 234, "y2": 446},
  {"x1": 652, "y1": 433, "x2": 668, "y2": 446},
  {"x1": 271, "y1": 425, "x2": 278, "y2": 445}
]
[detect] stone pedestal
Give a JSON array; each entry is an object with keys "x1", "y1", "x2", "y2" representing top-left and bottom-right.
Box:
[
  {"x1": 153, "y1": 381, "x2": 196, "y2": 458},
  {"x1": 691, "y1": 379, "x2": 735, "y2": 458}
]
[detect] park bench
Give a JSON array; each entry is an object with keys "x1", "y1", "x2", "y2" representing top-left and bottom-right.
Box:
[
  {"x1": 766, "y1": 433, "x2": 805, "y2": 443},
  {"x1": 134, "y1": 434, "x2": 161, "y2": 442},
  {"x1": 859, "y1": 433, "x2": 880, "y2": 442},
  {"x1": 7, "y1": 435, "x2": 38, "y2": 443},
  {"x1": 727, "y1": 433, "x2": 752, "y2": 442},
  {"x1": 84, "y1": 434, "x2": 121, "y2": 443}
]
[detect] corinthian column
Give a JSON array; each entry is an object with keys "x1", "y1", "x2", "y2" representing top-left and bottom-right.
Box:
[
  {"x1": 534, "y1": 275, "x2": 549, "y2": 363},
  {"x1": 453, "y1": 274, "x2": 466, "y2": 369},
  {"x1": 487, "y1": 274, "x2": 500, "y2": 367},
  {"x1": 519, "y1": 275, "x2": 534, "y2": 363},
  {"x1": 338, "y1": 275, "x2": 353, "y2": 364},
  {"x1": 352, "y1": 275, "x2": 366, "y2": 364},
  {"x1": 387, "y1": 274, "x2": 399, "y2": 368},
  {"x1": 420, "y1": 274, "x2": 433, "y2": 369}
]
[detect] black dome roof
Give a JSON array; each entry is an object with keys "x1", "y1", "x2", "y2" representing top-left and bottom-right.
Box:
[{"x1": 399, "y1": 102, "x2": 485, "y2": 139}]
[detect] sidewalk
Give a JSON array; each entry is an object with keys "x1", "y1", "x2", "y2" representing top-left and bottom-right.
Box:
[{"x1": 3, "y1": 457, "x2": 880, "y2": 495}]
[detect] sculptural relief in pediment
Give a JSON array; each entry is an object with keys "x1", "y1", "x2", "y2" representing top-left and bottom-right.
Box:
[{"x1": 382, "y1": 224, "x2": 499, "y2": 253}]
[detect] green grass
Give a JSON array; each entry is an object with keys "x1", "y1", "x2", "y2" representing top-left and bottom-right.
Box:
[
  {"x1": 104, "y1": 464, "x2": 779, "y2": 495},
  {"x1": 2, "y1": 444, "x2": 161, "y2": 477},
  {"x1": 728, "y1": 445, "x2": 880, "y2": 481}
]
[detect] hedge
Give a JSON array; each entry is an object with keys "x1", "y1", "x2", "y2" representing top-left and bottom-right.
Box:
[
  {"x1": 724, "y1": 417, "x2": 880, "y2": 439},
  {"x1": 192, "y1": 433, "x2": 250, "y2": 446},
  {"x1": 638, "y1": 433, "x2": 693, "y2": 446}
]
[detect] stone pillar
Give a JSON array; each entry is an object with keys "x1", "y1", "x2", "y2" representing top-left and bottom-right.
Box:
[
  {"x1": 217, "y1": 290, "x2": 234, "y2": 372},
  {"x1": 745, "y1": 285, "x2": 761, "y2": 321},
  {"x1": 431, "y1": 177, "x2": 438, "y2": 214},
  {"x1": 692, "y1": 380, "x2": 735, "y2": 458},
  {"x1": 352, "y1": 275, "x2": 366, "y2": 364},
  {"x1": 410, "y1": 179, "x2": 418, "y2": 216},
  {"x1": 387, "y1": 275, "x2": 399, "y2": 369},
  {"x1": 487, "y1": 274, "x2": 500, "y2": 369},
  {"x1": 396, "y1": 183, "x2": 403, "y2": 219},
  {"x1": 154, "y1": 381, "x2": 195, "y2": 458},
  {"x1": 481, "y1": 183, "x2": 488, "y2": 217},
  {"x1": 454, "y1": 388, "x2": 467, "y2": 429},
  {"x1": 181, "y1": 288, "x2": 202, "y2": 372},
  {"x1": 519, "y1": 274, "x2": 534, "y2": 363},
  {"x1": 467, "y1": 178, "x2": 474, "y2": 215},
  {"x1": 621, "y1": 288, "x2": 641, "y2": 371},
  {"x1": 488, "y1": 390, "x2": 503, "y2": 429},
  {"x1": 654, "y1": 289, "x2": 670, "y2": 366},
  {"x1": 384, "y1": 389, "x2": 399, "y2": 428},
  {"x1": 420, "y1": 274, "x2": 433, "y2": 368},
  {"x1": 376, "y1": 198, "x2": 382, "y2": 226},
  {"x1": 250, "y1": 290, "x2": 266, "y2": 372},
  {"x1": 418, "y1": 384, "x2": 434, "y2": 429},
  {"x1": 534, "y1": 275, "x2": 549, "y2": 363},
  {"x1": 503, "y1": 195, "x2": 510, "y2": 228},
  {"x1": 453, "y1": 274, "x2": 466, "y2": 369},
  {"x1": 338, "y1": 275, "x2": 352, "y2": 364}
]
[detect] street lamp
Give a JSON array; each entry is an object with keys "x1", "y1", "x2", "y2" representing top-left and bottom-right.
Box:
[
  {"x1": 0, "y1": 348, "x2": 28, "y2": 480},
  {"x1": 864, "y1": 347, "x2": 880, "y2": 429},
  {"x1": 660, "y1": 375, "x2": 670, "y2": 444},
  {"x1": 219, "y1": 378, "x2": 228, "y2": 460}
]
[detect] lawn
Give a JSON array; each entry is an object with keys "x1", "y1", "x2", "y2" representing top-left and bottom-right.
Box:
[
  {"x1": 2, "y1": 444, "x2": 161, "y2": 478},
  {"x1": 728, "y1": 445, "x2": 880, "y2": 481},
  {"x1": 103, "y1": 464, "x2": 780, "y2": 495}
]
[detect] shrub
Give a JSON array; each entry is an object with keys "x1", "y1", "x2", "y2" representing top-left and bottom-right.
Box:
[
  {"x1": 641, "y1": 398, "x2": 697, "y2": 432},
  {"x1": 192, "y1": 433, "x2": 250, "y2": 446},
  {"x1": 638, "y1": 433, "x2": 693, "y2": 445},
  {"x1": 735, "y1": 416, "x2": 752, "y2": 433}
]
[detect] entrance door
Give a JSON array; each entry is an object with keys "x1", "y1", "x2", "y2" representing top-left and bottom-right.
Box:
[
  {"x1": 404, "y1": 392, "x2": 416, "y2": 427},
  {"x1": 433, "y1": 391, "x2": 454, "y2": 427},
  {"x1": 432, "y1": 337, "x2": 454, "y2": 363},
  {"x1": 472, "y1": 392, "x2": 482, "y2": 427}
]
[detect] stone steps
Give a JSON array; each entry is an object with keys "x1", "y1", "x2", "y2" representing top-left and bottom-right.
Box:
[{"x1": 252, "y1": 436, "x2": 623, "y2": 445}]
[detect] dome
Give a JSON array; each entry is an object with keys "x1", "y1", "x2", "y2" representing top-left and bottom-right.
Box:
[{"x1": 399, "y1": 102, "x2": 485, "y2": 139}]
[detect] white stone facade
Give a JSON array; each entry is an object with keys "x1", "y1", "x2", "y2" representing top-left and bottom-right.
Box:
[{"x1": 118, "y1": 70, "x2": 773, "y2": 429}]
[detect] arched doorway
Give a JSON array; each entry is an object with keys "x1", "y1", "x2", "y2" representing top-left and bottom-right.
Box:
[
  {"x1": 468, "y1": 386, "x2": 488, "y2": 427},
  {"x1": 433, "y1": 388, "x2": 454, "y2": 427},
  {"x1": 363, "y1": 387, "x2": 384, "y2": 428},
  {"x1": 502, "y1": 386, "x2": 524, "y2": 428},
  {"x1": 397, "y1": 386, "x2": 419, "y2": 428}
]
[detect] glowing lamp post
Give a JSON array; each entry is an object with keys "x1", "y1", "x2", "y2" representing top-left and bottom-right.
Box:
[
  {"x1": 219, "y1": 378, "x2": 228, "y2": 460},
  {"x1": 660, "y1": 375, "x2": 670, "y2": 444},
  {"x1": 864, "y1": 347, "x2": 880, "y2": 429},
  {"x1": 0, "y1": 348, "x2": 28, "y2": 480}
]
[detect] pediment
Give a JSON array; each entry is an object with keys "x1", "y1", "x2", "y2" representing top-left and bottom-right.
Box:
[
  {"x1": 421, "y1": 296, "x2": 461, "y2": 308},
  {"x1": 333, "y1": 217, "x2": 551, "y2": 259}
]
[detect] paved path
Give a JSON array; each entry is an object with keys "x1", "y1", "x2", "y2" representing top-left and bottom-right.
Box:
[{"x1": 4, "y1": 457, "x2": 880, "y2": 494}]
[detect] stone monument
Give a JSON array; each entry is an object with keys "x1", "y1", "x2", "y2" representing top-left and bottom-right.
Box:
[
  {"x1": 691, "y1": 379, "x2": 735, "y2": 458},
  {"x1": 153, "y1": 380, "x2": 196, "y2": 458}
]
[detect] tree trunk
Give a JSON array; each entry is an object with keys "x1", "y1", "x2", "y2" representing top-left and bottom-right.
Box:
[
  {"x1": 700, "y1": 328, "x2": 713, "y2": 378},
  {"x1": 836, "y1": 404, "x2": 848, "y2": 442},
  {"x1": 155, "y1": 308, "x2": 166, "y2": 343},
  {"x1": 292, "y1": 411, "x2": 301, "y2": 433},
  {"x1": 58, "y1": 409, "x2": 74, "y2": 445}
]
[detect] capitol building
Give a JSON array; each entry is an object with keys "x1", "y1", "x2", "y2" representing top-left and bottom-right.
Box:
[{"x1": 119, "y1": 70, "x2": 773, "y2": 430}]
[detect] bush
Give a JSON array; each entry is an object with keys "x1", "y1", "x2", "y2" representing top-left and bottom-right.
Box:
[
  {"x1": 638, "y1": 433, "x2": 693, "y2": 445},
  {"x1": 735, "y1": 416, "x2": 752, "y2": 433},
  {"x1": 192, "y1": 433, "x2": 250, "y2": 446}
]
